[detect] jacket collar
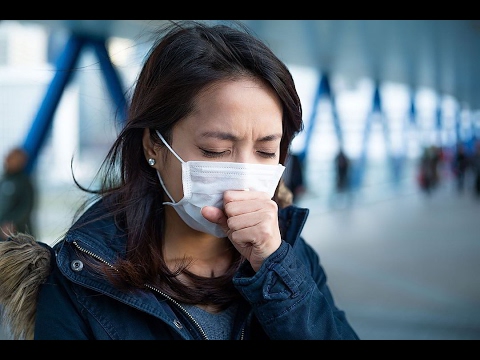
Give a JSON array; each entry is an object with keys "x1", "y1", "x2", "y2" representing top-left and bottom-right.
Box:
[{"x1": 278, "y1": 205, "x2": 309, "y2": 247}]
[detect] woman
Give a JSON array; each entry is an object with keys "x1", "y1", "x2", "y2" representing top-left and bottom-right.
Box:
[{"x1": 0, "y1": 20, "x2": 359, "y2": 340}]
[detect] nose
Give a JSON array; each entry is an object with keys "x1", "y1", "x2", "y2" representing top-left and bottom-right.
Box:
[
  {"x1": 232, "y1": 149, "x2": 262, "y2": 165},
  {"x1": 233, "y1": 155, "x2": 252, "y2": 164},
  {"x1": 231, "y1": 146, "x2": 257, "y2": 164}
]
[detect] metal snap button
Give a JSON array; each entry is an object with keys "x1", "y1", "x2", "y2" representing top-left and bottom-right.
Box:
[
  {"x1": 173, "y1": 319, "x2": 183, "y2": 329},
  {"x1": 71, "y1": 260, "x2": 84, "y2": 272}
]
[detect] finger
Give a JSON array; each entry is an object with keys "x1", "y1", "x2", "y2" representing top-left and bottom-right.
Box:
[
  {"x1": 226, "y1": 205, "x2": 278, "y2": 233},
  {"x1": 223, "y1": 189, "x2": 272, "y2": 204},
  {"x1": 228, "y1": 213, "x2": 282, "y2": 261},
  {"x1": 224, "y1": 197, "x2": 278, "y2": 218},
  {"x1": 201, "y1": 205, "x2": 228, "y2": 227}
]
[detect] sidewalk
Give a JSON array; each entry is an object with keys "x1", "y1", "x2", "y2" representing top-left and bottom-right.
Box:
[{"x1": 298, "y1": 181, "x2": 480, "y2": 339}]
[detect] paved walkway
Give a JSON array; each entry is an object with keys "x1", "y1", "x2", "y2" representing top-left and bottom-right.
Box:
[
  {"x1": 2, "y1": 178, "x2": 479, "y2": 340},
  {"x1": 298, "y1": 180, "x2": 480, "y2": 340}
]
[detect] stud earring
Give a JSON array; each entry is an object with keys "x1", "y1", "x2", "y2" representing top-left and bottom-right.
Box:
[{"x1": 148, "y1": 158, "x2": 156, "y2": 166}]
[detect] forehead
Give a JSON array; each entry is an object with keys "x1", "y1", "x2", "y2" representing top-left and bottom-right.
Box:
[
  {"x1": 196, "y1": 76, "x2": 274, "y2": 101},
  {"x1": 184, "y1": 78, "x2": 283, "y2": 131}
]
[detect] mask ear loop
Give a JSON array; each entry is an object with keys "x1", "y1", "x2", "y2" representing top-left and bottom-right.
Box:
[
  {"x1": 155, "y1": 130, "x2": 184, "y2": 164},
  {"x1": 155, "y1": 130, "x2": 184, "y2": 203},
  {"x1": 156, "y1": 172, "x2": 175, "y2": 203}
]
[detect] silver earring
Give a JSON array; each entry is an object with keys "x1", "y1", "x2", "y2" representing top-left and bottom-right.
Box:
[{"x1": 148, "y1": 158, "x2": 156, "y2": 166}]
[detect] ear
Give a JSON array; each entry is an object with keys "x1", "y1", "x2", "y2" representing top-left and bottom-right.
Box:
[{"x1": 142, "y1": 129, "x2": 160, "y2": 166}]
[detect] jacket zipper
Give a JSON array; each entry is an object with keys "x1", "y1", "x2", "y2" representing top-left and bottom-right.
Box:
[
  {"x1": 72, "y1": 241, "x2": 244, "y2": 340},
  {"x1": 145, "y1": 283, "x2": 209, "y2": 340}
]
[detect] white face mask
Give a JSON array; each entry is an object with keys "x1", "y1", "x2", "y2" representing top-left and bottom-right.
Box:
[{"x1": 155, "y1": 130, "x2": 285, "y2": 237}]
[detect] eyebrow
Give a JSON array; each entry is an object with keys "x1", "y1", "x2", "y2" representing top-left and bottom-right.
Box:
[{"x1": 200, "y1": 131, "x2": 282, "y2": 142}]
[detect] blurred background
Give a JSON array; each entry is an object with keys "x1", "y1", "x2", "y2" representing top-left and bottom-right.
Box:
[{"x1": 0, "y1": 20, "x2": 479, "y2": 340}]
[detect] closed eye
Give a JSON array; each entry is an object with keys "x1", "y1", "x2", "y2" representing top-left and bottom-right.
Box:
[
  {"x1": 200, "y1": 148, "x2": 277, "y2": 159},
  {"x1": 201, "y1": 149, "x2": 228, "y2": 158},
  {"x1": 258, "y1": 151, "x2": 277, "y2": 159}
]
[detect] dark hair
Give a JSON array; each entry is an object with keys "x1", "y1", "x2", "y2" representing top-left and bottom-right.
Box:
[{"x1": 74, "y1": 20, "x2": 303, "y2": 308}]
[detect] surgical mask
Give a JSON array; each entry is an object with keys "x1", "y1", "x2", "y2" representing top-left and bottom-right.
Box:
[{"x1": 155, "y1": 130, "x2": 285, "y2": 237}]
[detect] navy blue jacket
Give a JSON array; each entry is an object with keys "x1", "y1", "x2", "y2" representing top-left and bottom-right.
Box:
[{"x1": 34, "y1": 200, "x2": 359, "y2": 340}]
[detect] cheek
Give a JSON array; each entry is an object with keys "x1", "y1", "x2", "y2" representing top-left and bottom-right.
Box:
[{"x1": 159, "y1": 157, "x2": 185, "y2": 202}]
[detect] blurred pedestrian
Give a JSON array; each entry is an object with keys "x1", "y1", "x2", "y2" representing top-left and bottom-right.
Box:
[
  {"x1": 0, "y1": 147, "x2": 36, "y2": 240},
  {"x1": 283, "y1": 152, "x2": 306, "y2": 202},
  {"x1": 334, "y1": 148, "x2": 350, "y2": 193},
  {"x1": 418, "y1": 146, "x2": 441, "y2": 194},
  {"x1": 452, "y1": 142, "x2": 470, "y2": 193},
  {"x1": 471, "y1": 140, "x2": 480, "y2": 198}
]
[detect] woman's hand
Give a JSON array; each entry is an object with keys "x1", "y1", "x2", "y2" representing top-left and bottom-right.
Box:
[{"x1": 201, "y1": 190, "x2": 282, "y2": 272}]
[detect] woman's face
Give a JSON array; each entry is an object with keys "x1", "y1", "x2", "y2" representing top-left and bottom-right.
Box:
[{"x1": 159, "y1": 77, "x2": 283, "y2": 203}]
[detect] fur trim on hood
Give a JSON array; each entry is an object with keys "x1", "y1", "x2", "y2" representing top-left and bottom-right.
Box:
[{"x1": 0, "y1": 233, "x2": 52, "y2": 340}]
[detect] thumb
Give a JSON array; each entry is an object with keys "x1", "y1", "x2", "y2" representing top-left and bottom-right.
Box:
[{"x1": 201, "y1": 205, "x2": 228, "y2": 227}]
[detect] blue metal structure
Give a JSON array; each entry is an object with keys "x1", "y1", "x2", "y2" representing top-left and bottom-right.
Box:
[
  {"x1": 22, "y1": 34, "x2": 127, "y2": 173},
  {"x1": 12, "y1": 20, "x2": 480, "y2": 181},
  {"x1": 300, "y1": 74, "x2": 340, "y2": 163}
]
